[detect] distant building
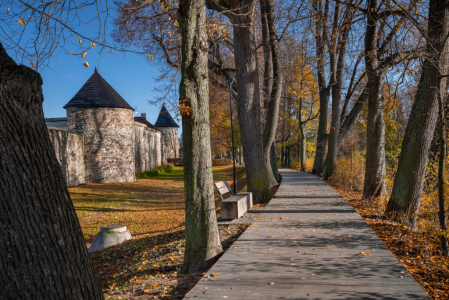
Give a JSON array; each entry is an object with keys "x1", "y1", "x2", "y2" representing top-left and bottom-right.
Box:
[
  {"x1": 155, "y1": 104, "x2": 180, "y2": 159},
  {"x1": 45, "y1": 69, "x2": 177, "y2": 186}
]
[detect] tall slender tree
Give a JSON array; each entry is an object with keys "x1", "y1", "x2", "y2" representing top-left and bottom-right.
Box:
[
  {"x1": 178, "y1": 0, "x2": 224, "y2": 272},
  {"x1": 386, "y1": 0, "x2": 449, "y2": 228}
]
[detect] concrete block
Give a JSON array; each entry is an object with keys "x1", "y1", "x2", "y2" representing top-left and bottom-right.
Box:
[
  {"x1": 88, "y1": 224, "x2": 132, "y2": 253},
  {"x1": 221, "y1": 195, "x2": 247, "y2": 220},
  {"x1": 236, "y1": 192, "x2": 253, "y2": 210}
]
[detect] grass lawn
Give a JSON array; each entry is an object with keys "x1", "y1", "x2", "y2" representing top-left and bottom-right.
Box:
[{"x1": 69, "y1": 165, "x2": 247, "y2": 299}]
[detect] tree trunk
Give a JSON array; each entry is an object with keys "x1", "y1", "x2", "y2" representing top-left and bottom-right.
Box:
[
  {"x1": 0, "y1": 44, "x2": 103, "y2": 299},
  {"x1": 325, "y1": 5, "x2": 353, "y2": 179},
  {"x1": 231, "y1": 1, "x2": 271, "y2": 204},
  {"x1": 438, "y1": 92, "x2": 449, "y2": 256},
  {"x1": 299, "y1": 122, "x2": 307, "y2": 171},
  {"x1": 312, "y1": 88, "x2": 329, "y2": 174},
  {"x1": 362, "y1": 0, "x2": 386, "y2": 200},
  {"x1": 270, "y1": 141, "x2": 280, "y2": 181},
  {"x1": 363, "y1": 74, "x2": 386, "y2": 200},
  {"x1": 261, "y1": 0, "x2": 283, "y2": 188},
  {"x1": 178, "y1": 0, "x2": 223, "y2": 272},
  {"x1": 386, "y1": 0, "x2": 449, "y2": 228}
]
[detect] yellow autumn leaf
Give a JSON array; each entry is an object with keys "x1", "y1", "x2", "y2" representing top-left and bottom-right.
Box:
[
  {"x1": 154, "y1": 283, "x2": 160, "y2": 287},
  {"x1": 83, "y1": 62, "x2": 89, "y2": 68},
  {"x1": 77, "y1": 39, "x2": 82, "y2": 44},
  {"x1": 340, "y1": 254, "x2": 345, "y2": 256},
  {"x1": 70, "y1": 52, "x2": 73, "y2": 56},
  {"x1": 91, "y1": 42, "x2": 95, "y2": 48},
  {"x1": 144, "y1": 289, "x2": 151, "y2": 294},
  {"x1": 18, "y1": 19, "x2": 26, "y2": 25},
  {"x1": 150, "y1": 54, "x2": 154, "y2": 61},
  {"x1": 81, "y1": 52, "x2": 87, "y2": 58},
  {"x1": 30, "y1": 62, "x2": 35, "y2": 68},
  {"x1": 7, "y1": 8, "x2": 10, "y2": 14},
  {"x1": 210, "y1": 278, "x2": 216, "y2": 281}
]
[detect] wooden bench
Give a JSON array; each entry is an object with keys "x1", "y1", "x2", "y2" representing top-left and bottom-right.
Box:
[{"x1": 214, "y1": 181, "x2": 253, "y2": 220}]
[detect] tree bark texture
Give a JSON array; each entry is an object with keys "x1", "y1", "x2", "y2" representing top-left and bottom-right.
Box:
[
  {"x1": 325, "y1": 4, "x2": 353, "y2": 179},
  {"x1": 363, "y1": 0, "x2": 386, "y2": 200},
  {"x1": 386, "y1": 0, "x2": 449, "y2": 228},
  {"x1": 438, "y1": 93, "x2": 449, "y2": 255},
  {"x1": 231, "y1": 0, "x2": 272, "y2": 203},
  {"x1": 178, "y1": 0, "x2": 223, "y2": 272},
  {"x1": 312, "y1": 0, "x2": 330, "y2": 174},
  {"x1": 0, "y1": 44, "x2": 103, "y2": 299},
  {"x1": 299, "y1": 122, "x2": 307, "y2": 171},
  {"x1": 363, "y1": 73, "x2": 387, "y2": 200},
  {"x1": 270, "y1": 142, "x2": 280, "y2": 181},
  {"x1": 261, "y1": 0, "x2": 282, "y2": 187},
  {"x1": 260, "y1": 2, "x2": 280, "y2": 182}
]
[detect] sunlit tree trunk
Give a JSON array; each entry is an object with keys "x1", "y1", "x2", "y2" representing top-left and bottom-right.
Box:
[
  {"x1": 386, "y1": 0, "x2": 449, "y2": 228},
  {"x1": 178, "y1": 0, "x2": 223, "y2": 272},
  {"x1": 438, "y1": 92, "x2": 449, "y2": 255},
  {"x1": 299, "y1": 122, "x2": 307, "y2": 171},
  {"x1": 0, "y1": 44, "x2": 103, "y2": 299}
]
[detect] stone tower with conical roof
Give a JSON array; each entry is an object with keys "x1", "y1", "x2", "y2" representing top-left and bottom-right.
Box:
[
  {"x1": 64, "y1": 68, "x2": 135, "y2": 183},
  {"x1": 155, "y1": 104, "x2": 179, "y2": 160}
]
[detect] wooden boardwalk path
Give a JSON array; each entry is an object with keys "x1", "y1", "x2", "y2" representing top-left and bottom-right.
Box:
[{"x1": 185, "y1": 169, "x2": 429, "y2": 299}]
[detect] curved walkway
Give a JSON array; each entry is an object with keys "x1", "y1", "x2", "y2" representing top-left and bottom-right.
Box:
[{"x1": 185, "y1": 169, "x2": 429, "y2": 299}]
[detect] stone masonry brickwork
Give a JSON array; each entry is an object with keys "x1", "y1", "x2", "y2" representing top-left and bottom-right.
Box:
[
  {"x1": 47, "y1": 129, "x2": 85, "y2": 187},
  {"x1": 134, "y1": 122, "x2": 164, "y2": 173},
  {"x1": 157, "y1": 127, "x2": 178, "y2": 159},
  {"x1": 67, "y1": 107, "x2": 136, "y2": 184}
]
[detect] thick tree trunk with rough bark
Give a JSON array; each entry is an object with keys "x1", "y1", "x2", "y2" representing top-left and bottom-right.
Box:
[
  {"x1": 231, "y1": 1, "x2": 272, "y2": 203},
  {"x1": 261, "y1": 0, "x2": 279, "y2": 183},
  {"x1": 178, "y1": 0, "x2": 223, "y2": 272},
  {"x1": 363, "y1": 0, "x2": 386, "y2": 200},
  {"x1": 386, "y1": 0, "x2": 449, "y2": 228},
  {"x1": 0, "y1": 44, "x2": 103, "y2": 299},
  {"x1": 261, "y1": 0, "x2": 282, "y2": 187},
  {"x1": 363, "y1": 74, "x2": 386, "y2": 199},
  {"x1": 270, "y1": 142, "x2": 280, "y2": 181},
  {"x1": 313, "y1": 87, "x2": 329, "y2": 174},
  {"x1": 325, "y1": 5, "x2": 353, "y2": 179}
]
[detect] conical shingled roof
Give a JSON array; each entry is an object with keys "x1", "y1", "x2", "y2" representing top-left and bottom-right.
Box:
[
  {"x1": 64, "y1": 68, "x2": 134, "y2": 110},
  {"x1": 154, "y1": 104, "x2": 179, "y2": 127}
]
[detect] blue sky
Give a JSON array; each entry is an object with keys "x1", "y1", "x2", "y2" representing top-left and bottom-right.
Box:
[
  {"x1": 36, "y1": 51, "x2": 167, "y2": 126},
  {"x1": 4, "y1": 2, "x2": 181, "y2": 129}
]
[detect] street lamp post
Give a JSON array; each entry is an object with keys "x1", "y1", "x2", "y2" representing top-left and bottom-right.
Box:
[{"x1": 221, "y1": 67, "x2": 237, "y2": 194}]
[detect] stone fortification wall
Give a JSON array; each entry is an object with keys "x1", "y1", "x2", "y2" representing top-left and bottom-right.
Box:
[
  {"x1": 157, "y1": 127, "x2": 178, "y2": 160},
  {"x1": 47, "y1": 128, "x2": 85, "y2": 187},
  {"x1": 134, "y1": 122, "x2": 163, "y2": 173},
  {"x1": 67, "y1": 107, "x2": 135, "y2": 183}
]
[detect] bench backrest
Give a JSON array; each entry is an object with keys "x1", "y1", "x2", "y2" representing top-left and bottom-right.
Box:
[{"x1": 214, "y1": 181, "x2": 233, "y2": 200}]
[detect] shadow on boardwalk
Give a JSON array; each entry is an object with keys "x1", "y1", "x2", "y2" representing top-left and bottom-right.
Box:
[{"x1": 184, "y1": 169, "x2": 429, "y2": 300}]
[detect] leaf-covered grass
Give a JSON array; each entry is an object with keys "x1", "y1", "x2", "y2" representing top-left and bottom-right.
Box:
[
  {"x1": 69, "y1": 165, "x2": 246, "y2": 243},
  {"x1": 68, "y1": 165, "x2": 247, "y2": 299}
]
